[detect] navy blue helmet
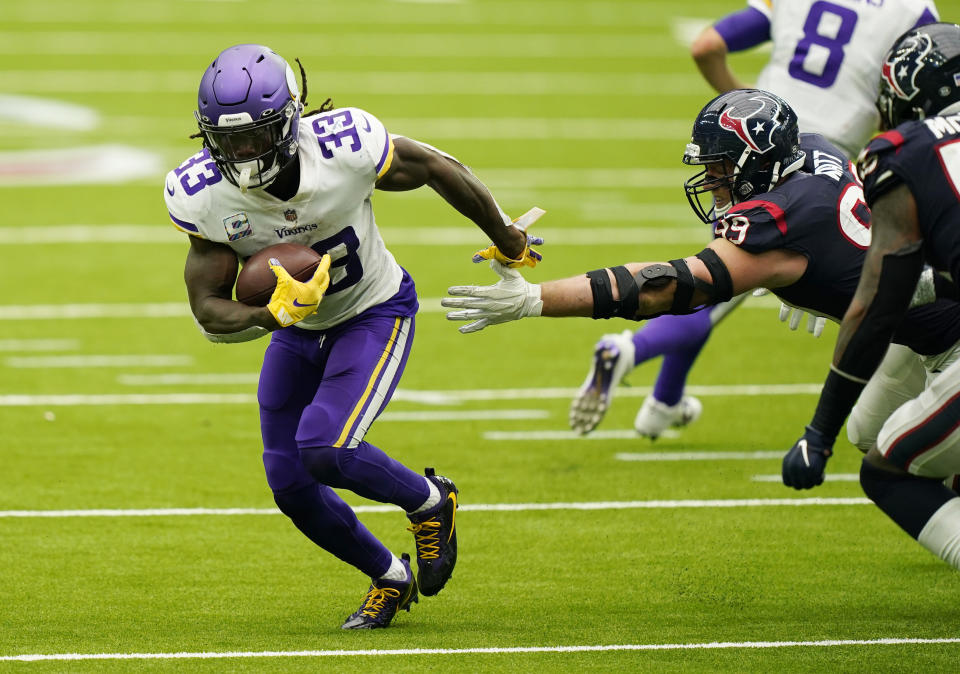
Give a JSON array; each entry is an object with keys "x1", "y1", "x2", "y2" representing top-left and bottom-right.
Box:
[
  {"x1": 877, "y1": 22, "x2": 960, "y2": 129},
  {"x1": 683, "y1": 89, "x2": 805, "y2": 223}
]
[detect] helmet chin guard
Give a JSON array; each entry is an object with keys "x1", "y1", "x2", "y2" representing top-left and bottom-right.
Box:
[
  {"x1": 195, "y1": 44, "x2": 303, "y2": 190},
  {"x1": 682, "y1": 89, "x2": 805, "y2": 223}
]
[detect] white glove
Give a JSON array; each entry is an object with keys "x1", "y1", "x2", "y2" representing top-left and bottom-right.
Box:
[
  {"x1": 779, "y1": 303, "x2": 826, "y2": 338},
  {"x1": 442, "y1": 260, "x2": 543, "y2": 333}
]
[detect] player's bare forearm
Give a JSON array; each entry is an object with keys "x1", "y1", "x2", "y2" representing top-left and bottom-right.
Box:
[
  {"x1": 539, "y1": 262, "x2": 695, "y2": 318},
  {"x1": 184, "y1": 238, "x2": 277, "y2": 333},
  {"x1": 690, "y1": 27, "x2": 747, "y2": 93},
  {"x1": 833, "y1": 185, "x2": 923, "y2": 370},
  {"x1": 377, "y1": 136, "x2": 524, "y2": 258}
]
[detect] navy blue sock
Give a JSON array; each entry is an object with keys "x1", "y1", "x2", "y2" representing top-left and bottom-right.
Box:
[{"x1": 860, "y1": 458, "x2": 956, "y2": 539}]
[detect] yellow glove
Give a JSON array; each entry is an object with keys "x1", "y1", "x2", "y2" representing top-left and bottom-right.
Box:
[
  {"x1": 472, "y1": 207, "x2": 545, "y2": 269},
  {"x1": 266, "y1": 254, "x2": 331, "y2": 327}
]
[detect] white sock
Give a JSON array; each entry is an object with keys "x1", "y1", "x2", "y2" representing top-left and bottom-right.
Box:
[
  {"x1": 918, "y1": 497, "x2": 960, "y2": 570},
  {"x1": 379, "y1": 554, "x2": 407, "y2": 582},
  {"x1": 408, "y1": 478, "x2": 441, "y2": 516}
]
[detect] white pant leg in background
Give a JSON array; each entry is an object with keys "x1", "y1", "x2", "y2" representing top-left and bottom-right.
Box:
[
  {"x1": 847, "y1": 344, "x2": 928, "y2": 453},
  {"x1": 877, "y1": 353, "x2": 960, "y2": 478}
]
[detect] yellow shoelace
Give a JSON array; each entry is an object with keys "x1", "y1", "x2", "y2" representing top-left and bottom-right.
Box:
[
  {"x1": 407, "y1": 519, "x2": 442, "y2": 559},
  {"x1": 360, "y1": 586, "x2": 401, "y2": 618}
]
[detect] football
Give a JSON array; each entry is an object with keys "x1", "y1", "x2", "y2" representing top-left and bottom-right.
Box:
[{"x1": 235, "y1": 242, "x2": 323, "y2": 306}]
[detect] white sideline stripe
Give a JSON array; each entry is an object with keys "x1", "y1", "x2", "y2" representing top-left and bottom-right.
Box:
[
  {"x1": 5, "y1": 355, "x2": 193, "y2": 368},
  {"x1": 485, "y1": 429, "x2": 675, "y2": 441},
  {"x1": 0, "y1": 71, "x2": 706, "y2": 97},
  {"x1": 0, "y1": 226, "x2": 704, "y2": 246},
  {"x1": 116, "y1": 378, "x2": 810, "y2": 399},
  {"x1": 0, "y1": 385, "x2": 823, "y2": 407},
  {"x1": 0, "y1": 396, "x2": 547, "y2": 421},
  {"x1": 0, "y1": 33, "x2": 679, "y2": 59},
  {"x1": 0, "y1": 303, "x2": 190, "y2": 320},
  {"x1": 0, "y1": 498, "x2": 872, "y2": 519},
  {"x1": 0, "y1": 339, "x2": 79, "y2": 352},
  {"x1": 617, "y1": 451, "x2": 784, "y2": 462},
  {"x1": 0, "y1": 225, "x2": 706, "y2": 246},
  {"x1": 4, "y1": 637, "x2": 959, "y2": 662},
  {"x1": 753, "y1": 474, "x2": 860, "y2": 482}
]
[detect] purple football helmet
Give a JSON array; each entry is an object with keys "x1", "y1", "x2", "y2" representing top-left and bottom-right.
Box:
[{"x1": 195, "y1": 44, "x2": 302, "y2": 190}]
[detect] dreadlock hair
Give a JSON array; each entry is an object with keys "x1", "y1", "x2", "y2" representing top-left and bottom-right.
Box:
[{"x1": 297, "y1": 57, "x2": 335, "y2": 117}]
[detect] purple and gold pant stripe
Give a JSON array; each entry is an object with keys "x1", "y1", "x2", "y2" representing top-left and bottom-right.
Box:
[{"x1": 333, "y1": 316, "x2": 412, "y2": 449}]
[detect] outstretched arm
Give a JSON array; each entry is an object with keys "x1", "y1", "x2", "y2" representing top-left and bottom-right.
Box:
[
  {"x1": 444, "y1": 238, "x2": 807, "y2": 331},
  {"x1": 376, "y1": 136, "x2": 526, "y2": 260}
]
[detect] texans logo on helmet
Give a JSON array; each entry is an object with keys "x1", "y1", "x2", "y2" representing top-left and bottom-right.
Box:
[
  {"x1": 881, "y1": 33, "x2": 933, "y2": 100},
  {"x1": 718, "y1": 94, "x2": 781, "y2": 154}
]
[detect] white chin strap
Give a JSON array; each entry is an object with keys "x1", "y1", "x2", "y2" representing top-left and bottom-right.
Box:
[{"x1": 238, "y1": 167, "x2": 252, "y2": 193}]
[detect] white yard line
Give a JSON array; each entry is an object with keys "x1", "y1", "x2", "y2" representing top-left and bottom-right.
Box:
[
  {"x1": 485, "y1": 429, "x2": 677, "y2": 441},
  {"x1": 0, "y1": 339, "x2": 79, "y2": 352},
  {"x1": 0, "y1": 303, "x2": 191, "y2": 320},
  {"x1": 0, "y1": 33, "x2": 679, "y2": 58},
  {"x1": 0, "y1": 225, "x2": 706, "y2": 245},
  {"x1": 616, "y1": 451, "x2": 785, "y2": 462},
  {"x1": 5, "y1": 355, "x2": 193, "y2": 368},
  {"x1": 0, "y1": 383, "x2": 821, "y2": 407},
  {"x1": 0, "y1": 71, "x2": 704, "y2": 96},
  {"x1": 0, "y1": 395, "x2": 550, "y2": 421},
  {"x1": 5, "y1": 636, "x2": 954, "y2": 662},
  {"x1": 753, "y1": 474, "x2": 860, "y2": 482},
  {"x1": 0, "y1": 498, "x2": 871, "y2": 519}
]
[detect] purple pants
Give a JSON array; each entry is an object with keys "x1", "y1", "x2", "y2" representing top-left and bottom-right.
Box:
[{"x1": 258, "y1": 308, "x2": 427, "y2": 578}]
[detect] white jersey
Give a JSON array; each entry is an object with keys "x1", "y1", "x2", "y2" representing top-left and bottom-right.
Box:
[
  {"x1": 749, "y1": 0, "x2": 938, "y2": 157},
  {"x1": 164, "y1": 107, "x2": 403, "y2": 331}
]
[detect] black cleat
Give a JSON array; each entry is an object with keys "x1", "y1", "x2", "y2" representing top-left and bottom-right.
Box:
[
  {"x1": 341, "y1": 553, "x2": 418, "y2": 630},
  {"x1": 407, "y1": 467, "x2": 458, "y2": 596}
]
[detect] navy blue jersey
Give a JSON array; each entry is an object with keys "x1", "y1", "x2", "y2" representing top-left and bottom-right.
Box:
[
  {"x1": 715, "y1": 133, "x2": 960, "y2": 355},
  {"x1": 860, "y1": 114, "x2": 960, "y2": 282}
]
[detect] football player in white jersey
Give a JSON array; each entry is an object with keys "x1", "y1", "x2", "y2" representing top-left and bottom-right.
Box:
[
  {"x1": 694, "y1": 0, "x2": 938, "y2": 157},
  {"x1": 568, "y1": 0, "x2": 939, "y2": 442},
  {"x1": 164, "y1": 44, "x2": 539, "y2": 630}
]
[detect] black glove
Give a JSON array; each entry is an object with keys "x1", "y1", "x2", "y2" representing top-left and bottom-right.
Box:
[{"x1": 782, "y1": 426, "x2": 834, "y2": 490}]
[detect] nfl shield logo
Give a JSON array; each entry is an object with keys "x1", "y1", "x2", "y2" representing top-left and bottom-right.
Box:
[
  {"x1": 223, "y1": 212, "x2": 252, "y2": 241},
  {"x1": 284, "y1": 209, "x2": 298, "y2": 222}
]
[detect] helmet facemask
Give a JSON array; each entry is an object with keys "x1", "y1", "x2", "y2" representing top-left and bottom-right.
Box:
[
  {"x1": 197, "y1": 99, "x2": 301, "y2": 191},
  {"x1": 683, "y1": 150, "x2": 738, "y2": 224}
]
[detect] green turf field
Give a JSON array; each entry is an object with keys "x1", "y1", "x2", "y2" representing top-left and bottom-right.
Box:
[{"x1": 3, "y1": 0, "x2": 960, "y2": 670}]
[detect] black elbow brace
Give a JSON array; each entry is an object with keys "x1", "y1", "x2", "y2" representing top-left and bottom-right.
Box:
[{"x1": 586, "y1": 248, "x2": 734, "y2": 320}]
